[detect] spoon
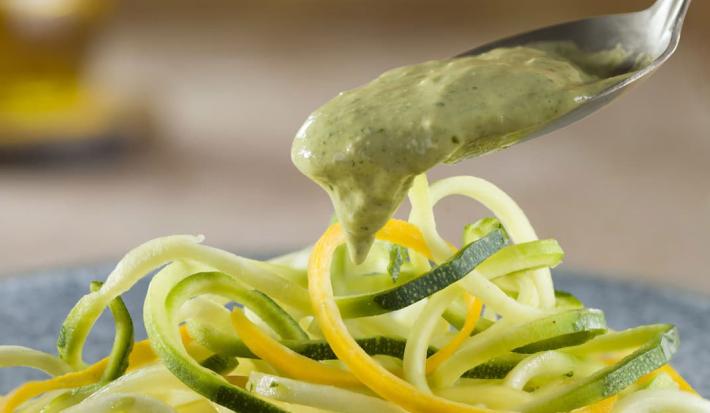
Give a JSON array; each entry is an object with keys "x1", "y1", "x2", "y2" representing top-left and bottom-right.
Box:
[{"x1": 458, "y1": 0, "x2": 691, "y2": 142}]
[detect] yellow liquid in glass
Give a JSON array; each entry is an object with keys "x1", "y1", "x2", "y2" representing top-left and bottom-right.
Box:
[{"x1": 0, "y1": 0, "x2": 111, "y2": 144}]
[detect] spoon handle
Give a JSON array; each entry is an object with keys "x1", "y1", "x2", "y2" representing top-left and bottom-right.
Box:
[{"x1": 649, "y1": 0, "x2": 691, "y2": 33}]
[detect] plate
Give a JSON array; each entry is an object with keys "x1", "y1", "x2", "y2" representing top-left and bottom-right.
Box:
[{"x1": 1, "y1": 264, "x2": 708, "y2": 396}]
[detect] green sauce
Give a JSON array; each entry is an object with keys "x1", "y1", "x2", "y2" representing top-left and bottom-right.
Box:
[{"x1": 292, "y1": 44, "x2": 630, "y2": 262}]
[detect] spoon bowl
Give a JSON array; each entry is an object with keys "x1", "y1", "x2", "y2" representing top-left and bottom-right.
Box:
[{"x1": 458, "y1": 0, "x2": 691, "y2": 142}]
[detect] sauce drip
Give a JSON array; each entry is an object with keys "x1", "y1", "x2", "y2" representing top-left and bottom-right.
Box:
[{"x1": 293, "y1": 44, "x2": 630, "y2": 262}]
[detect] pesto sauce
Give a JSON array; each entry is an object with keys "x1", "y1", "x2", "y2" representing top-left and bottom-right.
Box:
[{"x1": 292, "y1": 45, "x2": 628, "y2": 262}]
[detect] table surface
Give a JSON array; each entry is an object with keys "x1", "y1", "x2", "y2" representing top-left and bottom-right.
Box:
[{"x1": 1, "y1": 0, "x2": 709, "y2": 294}]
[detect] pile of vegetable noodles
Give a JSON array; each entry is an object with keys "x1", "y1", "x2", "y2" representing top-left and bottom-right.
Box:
[{"x1": 1, "y1": 175, "x2": 708, "y2": 413}]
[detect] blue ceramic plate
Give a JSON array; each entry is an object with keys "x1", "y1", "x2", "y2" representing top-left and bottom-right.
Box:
[{"x1": 1, "y1": 264, "x2": 708, "y2": 396}]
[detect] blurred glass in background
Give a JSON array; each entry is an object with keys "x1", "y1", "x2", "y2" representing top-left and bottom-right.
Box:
[
  {"x1": 0, "y1": 0, "x2": 708, "y2": 293},
  {"x1": 0, "y1": 0, "x2": 146, "y2": 158}
]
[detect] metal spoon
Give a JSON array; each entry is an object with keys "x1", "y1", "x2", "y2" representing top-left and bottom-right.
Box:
[{"x1": 458, "y1": 0, "x2": 691, "y2": 142}]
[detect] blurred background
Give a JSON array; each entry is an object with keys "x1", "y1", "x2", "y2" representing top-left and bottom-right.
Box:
[{"x1": 0, "y1": 0, "x2": 708, "y2": 292}]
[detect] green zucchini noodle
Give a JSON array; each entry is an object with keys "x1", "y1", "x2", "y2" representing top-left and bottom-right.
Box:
[
  {"x1": 403, "y1": 286, "x2": 463, "y2": 393},
  {"x1": 434, "y1": 382, "x2": 533, "y2": 410},
  {"x1": 0, "y1": 347, "x2": 71, "y2": 377},
  {"x1": 1, "y1": 173, "x2": 707, "y2": 413},
  {"x1": 247, "y1": 372, "x2": 406, "y2": 413},
  {"x1": 514, "y1": 275, "x2": 539, "y2": 307},
  {"x1": 408, "y1": 174, "x2": 453, "y2": 262},
  {"x1": 427, "y1": 176, "x2": 555, "y2": 309},
  {"x1": 76, "y1": 365, "x2": 208, "y2": 408},
  {"x1": 9, "y1": 391, "x2": 66, "y2": 413},
  {"x1": 62, "y1": 393, "x2": 178, "y2": 413},
  {"x1": 502, "y1": 351, "x2": 581, "y2": 391}
]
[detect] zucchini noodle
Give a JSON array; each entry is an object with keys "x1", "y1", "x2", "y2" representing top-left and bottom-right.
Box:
[
  {"x1": 59, "y1": 239, "x2": 311, "y2": 370},
  {"x1": 0, "y1": 347, "x2": 71, "y2": 377},
  {"x1": 503, "y1": 351, "x2": 580, "y2": 390},
  {"x1": 428, "y1": 176, "x2": 555, "y2": 309},
  {"x1": 435, "y1": 383, "x2": 533, "y2": 410},
  {"x1": 307, "y1": 221, "x2": 504, "y2": 413},
  {"x1": 514, "y1": 275, "x2": 540, "y2": 308},
  {"x1": 403, "y1": 286, "x2": 463, "y2": 392},
  {"x1": 81, "y1": 364, "x2": 221, "y2": 409},
  {"x1": 230, "y1": 308, "x2": 360, "y2": 387},
  {"x1": 458, "y1": 273, "x2": 544, "y2": 320},
  {"x1": 429, "y1": 309, "x2": 607, "y2": 389},
  {"x1": 247, "y1": 372, "x2": 406, "y2": 413},
  {"x1": 408, "y1": 174, "x2": 454, "y2": 262},
  {"x1": 426, "y1": 293, "x2": 483, "y2": 374},
  {"x1": 62, "y1": 393, "x2": 178, "y2": 413},
  {"x1": 0, "y1": 174, "x2": 706, "y2": 413}
]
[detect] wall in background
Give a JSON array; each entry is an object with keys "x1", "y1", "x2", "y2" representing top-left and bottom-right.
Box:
[{"x1": 1, "y1": 1, "x2": 709, "y2": 292}]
